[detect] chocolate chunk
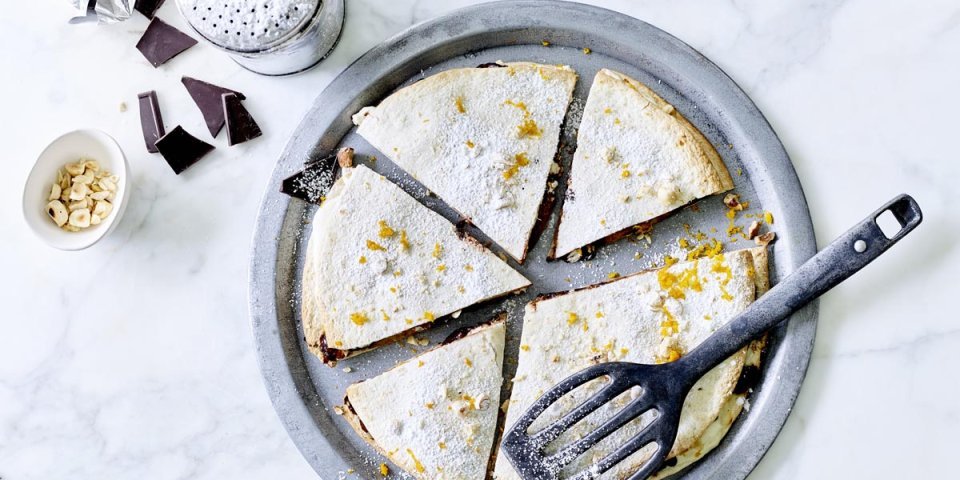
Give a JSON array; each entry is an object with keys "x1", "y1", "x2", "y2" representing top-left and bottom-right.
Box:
[
  {"x1": 135, "y1": 17, "x2": 197, "y2": 67},
  {"x1": 280, "y1": 153, "x2": 338, "y2": 205},
  {"x1": 134, "y1": 0, "x2": 166, "y2": 18},
  {"x1": 155, "y1": 126, "x2": 214, "y2": 175},
  {"x1": 222, "y1": 93, "x2": 262, "y2": 146},
  {"x1": 733, "y1": 364, "x2": 762, "y2": 394},
  {"x1": 137, "y1": 90, "x2": 165, "y2": 153},
  {"x1": 477, "y1": 62, "x2": 507, "y2": 68},
  {"x1": 181, "y1": 76, "x2": 245, "y2": 137}
]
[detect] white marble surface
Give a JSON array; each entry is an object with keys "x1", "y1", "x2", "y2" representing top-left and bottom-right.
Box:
[{"x1": 2, "y1": 0, "x2": 958, "y2": 478}]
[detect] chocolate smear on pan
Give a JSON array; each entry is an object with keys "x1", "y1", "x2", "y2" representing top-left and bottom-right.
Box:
[
  {"x1": 137, "y1": 90, "x2": 165, "y2": 153},
  {"x1": 222, "y1": 93, "x2": 262, "y2": 146},
  {"x1": 182, "y1": 76, "x2": 246, "y2": 137},
  {"x1": 280, "y1": 152, "x2": 339, "y2": 205},
  {"x1": 134, "y1": 0, "x2": 166, "y2": 19},
  {"x1": 155, "y1": 126, "x2": 214, "y2": 174},
  {"x1": 135, "y1": 17, "x2": 197, "y2": 67}
]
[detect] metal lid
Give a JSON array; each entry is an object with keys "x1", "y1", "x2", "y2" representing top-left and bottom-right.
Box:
[{"x1": 177, "y1": 0, "x2": 321, "y2": 53}]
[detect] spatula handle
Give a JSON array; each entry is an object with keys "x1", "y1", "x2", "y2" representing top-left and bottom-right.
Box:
[{"x1": 681, "y1": 194, "x2": 922, "y2": 381}]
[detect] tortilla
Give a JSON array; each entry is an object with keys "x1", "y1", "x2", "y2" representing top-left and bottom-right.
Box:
[
  {"x1": 554, "y1": 69, "x2": 733, "y2": 258},
  {"x1": 494, "y1": 248, "x2": 767, "y2": 479},
  {"x1": 344, "y1": 320, "x2": 506, "y2": 479},
  {"x1": 353, "y1": 62, "x2": 577, "y2": 262},
  {"x1": 301, "y1": 165, "x2": 529, "y2": 364}
]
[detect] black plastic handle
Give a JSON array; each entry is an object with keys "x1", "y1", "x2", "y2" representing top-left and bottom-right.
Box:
[{"x1": 681, "y1": 194, "x2": 922, "y2": 381}]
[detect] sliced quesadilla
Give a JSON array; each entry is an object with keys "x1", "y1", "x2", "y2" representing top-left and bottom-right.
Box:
[
  {"x1": 343, "y1": 319, "x2": 507, "y2": 479},
  {"x1": 301, "y1": 165, "x2": 529, "y2": 365},
  {"x1": 493, "y1": 247, "x2": 768, "y2": 479},
  {"x1": 554, "y1": 69, "x2": 734, "y2": 258},
  {"x1": 353, "y1": 62, "x2": 578, "y2": 262}
]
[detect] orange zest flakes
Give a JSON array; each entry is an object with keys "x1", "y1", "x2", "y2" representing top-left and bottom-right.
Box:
[
  {"x1": 457, "y1": 285, "x2": 466, "y2": 294},
  {"x1": 607, "y1": 272, "x2": 620, "y2": 279},
  {"x1": 663, "y1": 255, "x2": 679, "y2": 268},
  {"x1": 464, "y1": 358, "x2": 473, "y2": 367},
  {"x1": 425, "y1": 402, "x2": 435, "y2": 409},
  {"x1": 389, "y1": 286, "x2": 398, "y2": 294},
  {"x1": 436, "y1": 264, "x2": 446, "y2": 272},
  {"x1": 438, "y1": 441, "x2": 447, "y2": 449},
  {"x1": 405, "y1": 318, "x2": 414, "y2": 325},
  {"x1": 620, "y1": 169, "x2": 631, "y2": 178},
  {"x1": 658, "y1": 260, "x2": 702, "y2": 300},
  {"x1": 726, "y1": 208, "x2": 737, "y2": 220},
  {"x1": 366, "y1": 240, "x2": 386, "y2": 251},
  {"x1": 517, "y1": 118, "x2": 542, "y2": 138},
  {"x1": 541, "y1": 40, "x2": 550, "y2": 46},
  {"x1": 380, "y1": 310, "x2": 390, "y2": 321},
  {"x1": 595, "y1": 311, "x2": 604, "y2": 318},
  {"x1": 710, "y1": 254, "x2": 735, "y2": 301},
  {"x1": 764, "y1": 211, "x2": 775, "y2": 224},
  {"x1": 685, "y1": 238, "x2": 723, "y2": 261},
  {"x1": 620, "y1": 347, "x2": 630, "y2": 356},
  {"x1": 582, "y1": 47, "x2": 592, "y2": 54},
  {"x1": 334, "y1": 340, "x2": 343, "y2": 347},
  {"x1": 432, "y1": 242, "x2": 442, "y2": 259},
  {"x1": 407, "y1": 449, "x2": 425, "y2": 473},
  {"x1": 399, "y1": 229, "x2": 410, "y2": 251},
  {"x1": 603, "y1": 107, "x2": 613, "y2": 115},
  {"x1": 455, "y1": 96, "x2": 466, "y2": 113},
  {"x1": 417, "y1": 360, "x2": 424, "y2": 367},
  {"x1": 704, "y1": 314, "x2": 712, "y2": 321},
  {"x1": 350, "y1": 312, "x2": 369, "y2": 326},
  {"x1": 656, "y1": 346, "x2": 683, "y2": 364},
  {"x1": 678, "y1": 238, "x2": 690, "y2": 249},
  {"x1": 358, "y1": 256, "x2": 367, "y2": 264},
  {"x1": 465, "y1": 139, "x2": 475, "y2": 148},
  {"x1": 613, "y1": 118, "x2": 621, "y2": 125},
  {"x1": 464, "y1": 264, "x2": 474, "y2": 272},
  {"x1": 566, "y1": 312, "x2": 579, "y2": 326},
  {"x1": 659, "y1": 306, "x2": 679, "y2": 336},
  {"x1": 379, "y1": 463, "x2": 389, "y2": 476},
  {"x1": 504, "y1": 99, "x2": 529, "y2": 112},
  {"x1": 423, "y1": 311, "x2": 436, "y2": 322},
  {"x1": 520, "y1": 344, "x2": 530, "y2": 351},
  {"x1": 502, "y1": 152, "x2": 531, "y2": 180},
  {"x1": 378, "y1": 220, "x2": 396, "y2": 238}
]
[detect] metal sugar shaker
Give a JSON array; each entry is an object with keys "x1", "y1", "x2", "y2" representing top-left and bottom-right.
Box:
[{"x1": 175, "y1": 0, "x2": 344, "y2": 76}]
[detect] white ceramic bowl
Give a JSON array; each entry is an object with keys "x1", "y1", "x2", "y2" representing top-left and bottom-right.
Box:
[{"x1": 22, "y1": 129, "x2": 130, "y2": 250}]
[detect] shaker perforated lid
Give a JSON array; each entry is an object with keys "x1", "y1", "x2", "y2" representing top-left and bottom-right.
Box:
[{"x1": 177, "y1": 0, "x2": 321, "y2": 53}]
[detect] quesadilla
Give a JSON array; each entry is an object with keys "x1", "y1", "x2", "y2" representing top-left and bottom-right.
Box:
[
  {"x1": 343, "y1": 319, "x2": 507, "y2": 479},
  {"x1": 353, "y1": 62, "x2": 578, "y2": 262},
  {"x1": 554, "y1": 69, "x2": 734, "y2": 258},
  {"x1": 493, "y1": 247, "x2": 768, "y2": 479},
  {"x1": 301, "y1": 165, "x2": 529, "y2": 365}
]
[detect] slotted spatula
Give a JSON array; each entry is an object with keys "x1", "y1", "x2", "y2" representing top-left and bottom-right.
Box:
[{"x1": 501, "y1": 194, "x2": 922, "y2": 480}]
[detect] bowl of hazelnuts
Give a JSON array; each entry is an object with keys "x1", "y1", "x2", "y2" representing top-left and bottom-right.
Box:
[{"x1": 22, "y1": 129, "x2": 129, "y2": 250}]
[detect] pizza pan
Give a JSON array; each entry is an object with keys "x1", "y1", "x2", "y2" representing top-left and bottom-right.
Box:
[{"x1": 249, "y1": 1, "x2": 818, "y2": 478}]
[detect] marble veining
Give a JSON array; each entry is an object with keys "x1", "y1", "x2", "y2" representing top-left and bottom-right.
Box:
[{"x1": 2, "y1": 1, "x2": 958, "y2": 479}]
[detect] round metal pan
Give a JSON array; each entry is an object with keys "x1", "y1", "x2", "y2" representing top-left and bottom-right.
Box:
[{"x1": 249, "y1": 1, "x2": 818, "y2": 478}]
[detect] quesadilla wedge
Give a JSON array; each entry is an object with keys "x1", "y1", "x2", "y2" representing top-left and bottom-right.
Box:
[
  {"x1": 343, "y1": 319, "x2": 507, "y2": 479},
  {"x1": 494, "y1": 247, "x2": 768, "y2": 479},
  {"x1": 301, "y1": 165, "x2": 529, "y2": 365},
  {"x1": 353, "y1": 62, "x2": 578, "y2": 262},
  {"x1": 554, "y1": 69, "x2": 734, "y2": 258}
]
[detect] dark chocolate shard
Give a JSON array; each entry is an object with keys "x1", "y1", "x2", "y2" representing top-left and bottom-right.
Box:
[
  {"x1": 137, "y1": 90, "x2": 165, "y2": 153},
  {"x1": 135, "y1": 17, "x2": 197, "y2": 68},
  {"x1": 155, "y1": 126, "x2": 214, "y2": 175},
  {"x1": 280, "y1": 153, "x2": 338, "y2": 205},
  {"x1": 134, "y1": 0, "x2": 166, "y2": 18},
  {"x1": 222, "y1": 93, "x2": 262, "y2": 146},
  {"x1": 477, "y1": 62, "x2": 507, "y2": 68},
  {"x1": 181, "y1": 76, "x2": 245, "y2": 137}
]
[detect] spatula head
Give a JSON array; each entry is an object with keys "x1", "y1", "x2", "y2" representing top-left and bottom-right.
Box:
[{"x1": 501, "y1": 362, "x2": 687, "y2": 480}]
